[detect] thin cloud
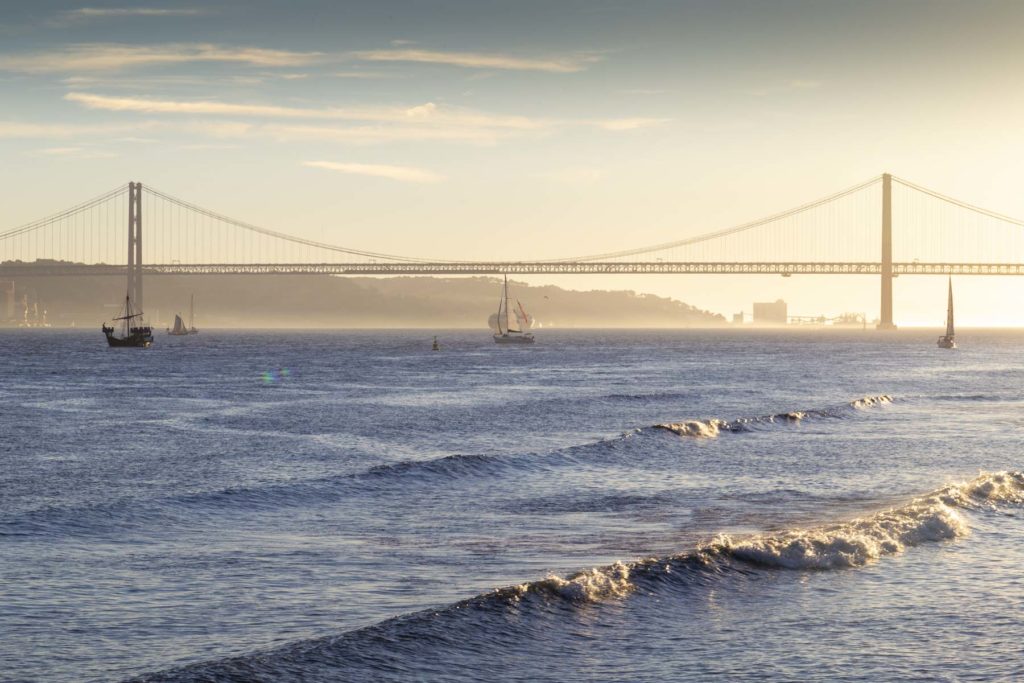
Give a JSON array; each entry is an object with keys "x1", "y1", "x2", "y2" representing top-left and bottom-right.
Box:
[
  {"x1": 65, "y1": 7, "x2": 208, "y2": 19},
  {"x1": 264, "y1": 123, "x2": 506, "y2": 144},
  {"x1": 57, "y1": 94, "x2": 669, "y2": 145},
  {"x1": 787, "y1": 79, "x2": 822, "y2": 90},
  {"x1": 745, "y1": 79, "x2": 825, "y2": 97},
  {"x1": 621, "y1": 88, "x2": 670, "y2": 95},
  {"x1": 179, "y1": 143, "x2": 241, "y2": 150},
  {"x1": 595, "y1": 117, "x2": 671, "y2": 131},
  {"x1": 0, "y1": 43, "x2": 322, "y2": 73},
  {"x1": 66, "y1": 92, "x2": 547, "y2": 131},
  {"x1": 32, "y1": 146, "x2": 117, "y2": 158},
  {"x1": 180, "y1": 120, "x2": 255, "y2": 139},
  {"x1": 304, "y1": 160, "x2": 444, "y2": 184},
  {"x1": 333, "y1": 70, "x2": 404, "y2": 79},
  {"x1": 353, "y1": 48, "x2": 600, "y2": 73},
  {"x1": 36, "y1": 146, "x2": 85, "y2": 154},
  {"x1": 0, "y1": 120, "x2": 146, "y2": 138}
]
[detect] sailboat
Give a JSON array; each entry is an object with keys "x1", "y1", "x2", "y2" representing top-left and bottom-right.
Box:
[
  {"x1": 102, "y1": 294, "x2": 153, "y2": 347},
  {"x1": 491, "y1": 275, "x2": 535, "y2": 344},
  {"x1": 167, "y1": 295, "x2": 199, "y2": 335},
  {"x1": 168, "y1": 313, "x2": 189, "y2": 336},
  {"x1": 937, "y1": 277, "x2": 957, "y2": 349}
]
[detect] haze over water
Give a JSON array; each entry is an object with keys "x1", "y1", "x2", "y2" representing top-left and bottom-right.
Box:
[{"x1": 3, "y1": 328, "x2": 1024, "y2": 681}]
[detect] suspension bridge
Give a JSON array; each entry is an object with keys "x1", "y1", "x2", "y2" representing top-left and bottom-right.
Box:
[{"x1": 3, "y1": 173, "x2": 1024, "y2": 328}]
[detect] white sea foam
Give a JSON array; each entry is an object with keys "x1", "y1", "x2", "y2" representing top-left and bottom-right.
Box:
[
  {"x1": 705, "y1": 471, "x2": 1024, "y2": 569},
  {"x1": 510, "y1": 561, "x2": 633, "y2": 602},
  {"x1": 498, "y1": 471, "x2": 1024, "y2": 606},
  {"x1": 850, "y1": 394, "x2": 893, "y2": 409},
  {"x1": 657, "y1": 419, "x2": 726, "y2": 438},
  {"x1": 657, "y1": 395, "x2": 892, "y2": 439}
]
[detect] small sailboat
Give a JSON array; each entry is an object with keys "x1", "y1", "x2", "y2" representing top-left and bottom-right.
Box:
[
  {"x1": 432, "y1": 336, "x2": 440, "y2": 351},
  {"x1": 102, "y1": 294, "x2": 153, "y2": 347},
  {"x1": 167, "y1": 313, "x2": 189, "y2": 336},
  {"x1": 937, "y1": 277, "x2": 957, "y2": 349},
  {"x1": 491, "y1": 275, "x2": 535, "y2": 344},
  {"x1": 167, "y1": 295, "x2": 199, "y2": 335}
]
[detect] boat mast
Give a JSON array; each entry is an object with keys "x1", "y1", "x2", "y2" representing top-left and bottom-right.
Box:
[
  {"x1": 504, "y1": 275, "x2": 509, "y2": 333},
  {"x1": 123, "y1": 294, "x2": 130, "y2": 337},
  {"x1": 504, "y1": 275, "x2": 514, "y2": 333},
  {"x1": 946, "y1": 277, "x2": 955, "y2": 337},
  {"x1": 189, "y1": 294, "x2": 194, "y2": 329},
  {"x1": 495, "y1": 277, "x2": 505, "y2": 335}
]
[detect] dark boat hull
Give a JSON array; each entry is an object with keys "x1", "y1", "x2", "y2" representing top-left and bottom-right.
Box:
[
  {"x1": 104, "y1": 326, "x2": 153, "y2": 348},
  {"x1": 493, "y1": 333, "x2": 535, "y2": 344}
]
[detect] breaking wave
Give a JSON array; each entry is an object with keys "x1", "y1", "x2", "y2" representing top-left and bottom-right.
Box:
[
  {"x1": 492, "y1": 470, "x2": 1024, "y2": 605},
  {"x1": 133, "y1": 471, "x2": 1024, "y2": 682},
  {"x1": 656, "y1": 394, "x2": 893, "y2": 438}
]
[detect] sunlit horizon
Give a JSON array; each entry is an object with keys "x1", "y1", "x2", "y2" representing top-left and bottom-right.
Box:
[{"x1": 2, "y1": 1, "x2": 1024, "y2": 325}]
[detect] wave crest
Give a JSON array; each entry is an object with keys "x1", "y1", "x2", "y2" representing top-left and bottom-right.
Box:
[
  {"x1": 706, "y1": 470, "x2": 1022, "y2": 570},
  {"x1": 851, "y1": 394, "x2": 893, "y2": 409},
  {"x1": 655, "y1": 395, "x2": 893, "y2": 439},
  {"x1": 504, "y1": 471, "x2": 1024, "y2": 604},
  {"x1": 510, "y1": 561, "x2": 633, "y2": 602},
  {"x1": 656, "y1": 419, "x2": 726, "y2": 438}
]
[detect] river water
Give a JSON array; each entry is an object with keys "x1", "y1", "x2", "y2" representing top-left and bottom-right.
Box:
[{"x1": 2, "y1": 328, "x2": 1023, "y2": 681}]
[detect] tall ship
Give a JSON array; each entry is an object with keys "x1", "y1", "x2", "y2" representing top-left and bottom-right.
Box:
[
  {"x1": 168, "y1": 295, "x2": 199, "y2": 335},
  {"x1": 102, "y1": 295, "x2": 153, "y2": 348},
  {"x1": 937, "y1": 277, "x2": 957, "y2": 349},
  {"x1": 490, "y1": 275, "x2": 535, "y2": 344}
]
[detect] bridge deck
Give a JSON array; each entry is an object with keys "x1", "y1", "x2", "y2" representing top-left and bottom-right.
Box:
[{"x1": 3, "y1": 262, "x2": 1024, "y2": 276}]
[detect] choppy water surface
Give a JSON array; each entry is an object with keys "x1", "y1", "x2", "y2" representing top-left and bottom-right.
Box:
[{"x1": 3, "y1": 328, "x2": 1024, "y2": 682}]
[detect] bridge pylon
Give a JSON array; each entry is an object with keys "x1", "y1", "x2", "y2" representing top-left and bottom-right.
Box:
[
  {"x1": 127, "y1": 181, "x2": 143, "y2": 312},
  {"x1": 877, "y1": 172, "x2": 896, "y2": 329}
]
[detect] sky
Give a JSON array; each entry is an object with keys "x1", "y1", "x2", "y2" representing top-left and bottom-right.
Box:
[{"x1": 2, "y1": 0, "x2": 1024, "y2": 326}]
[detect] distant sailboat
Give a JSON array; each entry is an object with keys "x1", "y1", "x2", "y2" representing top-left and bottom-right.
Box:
[
  {"x1": 102, "y1": 294, "x2": 153, "y2": 347},
  {"x1": 168, "y1": 313, "x2": 188, "y2": 336},
  {"x1": 937, "y1": 277, "x2": 957, "y2": 349},
  {"x1": 168, "y1": 295, "x2": 199, "y2": 335},
  {"x1": 491, "y1": 275, "x2": 535, "y2": 344}
]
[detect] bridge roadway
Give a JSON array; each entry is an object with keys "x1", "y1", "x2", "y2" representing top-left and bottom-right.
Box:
[{"x1": 3, "y1": 261, "x2": 1024, "y2": 277}]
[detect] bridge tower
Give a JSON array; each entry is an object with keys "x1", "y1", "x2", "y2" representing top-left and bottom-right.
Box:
[
  {"x1": 127, "y1": 181, "x2": 143, "y2": 312},
  {"x1": 878, "y1": 172, "x2": 895, "y2": 329}
]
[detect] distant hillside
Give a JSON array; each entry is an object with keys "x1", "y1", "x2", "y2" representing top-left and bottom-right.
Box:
[{"x1": 3, "y1": 270, "x2": 725, "y2": 328}]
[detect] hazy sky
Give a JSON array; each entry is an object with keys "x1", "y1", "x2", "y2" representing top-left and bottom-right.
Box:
[{"x1": 2, "y1": 0, "x2": 1024, "y2": 325}]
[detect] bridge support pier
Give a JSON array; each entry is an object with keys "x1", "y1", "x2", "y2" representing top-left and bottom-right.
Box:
[
  {"x1": 127, "y1": 182, "x2": 135, "y2": 304},
  {"x1": 878, "y1": 173, "x2": 896, "y2": 329},
  {"x1": 127, "y1": 181, "x2": 143, "y2": 312}
]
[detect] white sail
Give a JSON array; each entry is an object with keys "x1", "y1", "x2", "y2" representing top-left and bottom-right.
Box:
[
  {"x1": 492, "y1": 276, "x2": 535, "y2": 343},
  {"x1": 493, "y1": 275, "x2": 522, "y2": 334}
]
